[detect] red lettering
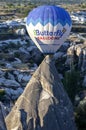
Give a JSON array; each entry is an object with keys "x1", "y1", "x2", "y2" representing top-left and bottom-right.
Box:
[{"x1": 36, "y1": 36, "x2": 61, "y2": 40}]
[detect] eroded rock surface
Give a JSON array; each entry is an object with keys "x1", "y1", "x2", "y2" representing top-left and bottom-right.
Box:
[{"x1": 5, "y1": 56, "x2": 77, "y2": 130}]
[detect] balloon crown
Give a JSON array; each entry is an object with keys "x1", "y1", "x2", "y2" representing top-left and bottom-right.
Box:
[{"x1": 27, "y1": 5, "x2": 72, "y2": 27}]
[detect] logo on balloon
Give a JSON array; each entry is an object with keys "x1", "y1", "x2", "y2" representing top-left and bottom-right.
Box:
[{"x1": 33, "y1": 28, "x2": 66, "y2": 40}]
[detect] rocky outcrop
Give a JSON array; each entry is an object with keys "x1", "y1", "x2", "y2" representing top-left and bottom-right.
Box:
[
  {"x1": 5, "y1": 56, "x2": 77, "y2": 130},
  {"x1": 66, "y1": 40, "x2": 86, "y2": 71},
  {"x1": 0, "y1": 102, "x2": 7, "y2": 130},
  {"x1": 0, "y1": 41, "x2": 39, "y2": 103}
]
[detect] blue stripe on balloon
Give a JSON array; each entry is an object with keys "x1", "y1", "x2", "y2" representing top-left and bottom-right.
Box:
[
  {"x1": 27, "y1": 5, "x2": 72, "y2": 27},
  {"x1": 27, "y1": 18, "x2": 71, "y2": 26}
]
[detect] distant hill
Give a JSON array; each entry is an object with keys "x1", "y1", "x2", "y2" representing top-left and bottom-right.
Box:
[{"x1": 0, "y1": 0, "x2": 86, "y2": 4}]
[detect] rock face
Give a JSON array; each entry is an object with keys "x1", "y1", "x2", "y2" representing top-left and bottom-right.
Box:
[
  {"x1": 5, "y1": 56, "x2": 77, "y2": 130},
  {"x1": 0, "y1": 102, "x2": 7, "y2": 130},
  {"x1": 66, "y1": 41, "x2": 86, "y2": 72}
]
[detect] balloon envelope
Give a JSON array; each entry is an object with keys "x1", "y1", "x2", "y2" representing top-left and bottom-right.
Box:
[{"x1": 26, "y1": 5, "x2": 72, "y2": 54}]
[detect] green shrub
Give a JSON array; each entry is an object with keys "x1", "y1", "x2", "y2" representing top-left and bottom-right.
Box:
[
  {"x1": 63, "y1": 69, "x2": 82, "y2": 103},
  {"x1": 14, "y1": 52, "x2": 20, "y2": 58},
  {"x1": 0, "y1": 89, "x2": 5, "y2": 100},
  {"x1": 75, "y1": 98, "x2": 86, "y2": 130}
]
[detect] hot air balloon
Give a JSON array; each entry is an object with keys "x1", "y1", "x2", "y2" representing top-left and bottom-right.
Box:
[{"x1": 26, "y1": 5, "x2": 72, "y2": 54}]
